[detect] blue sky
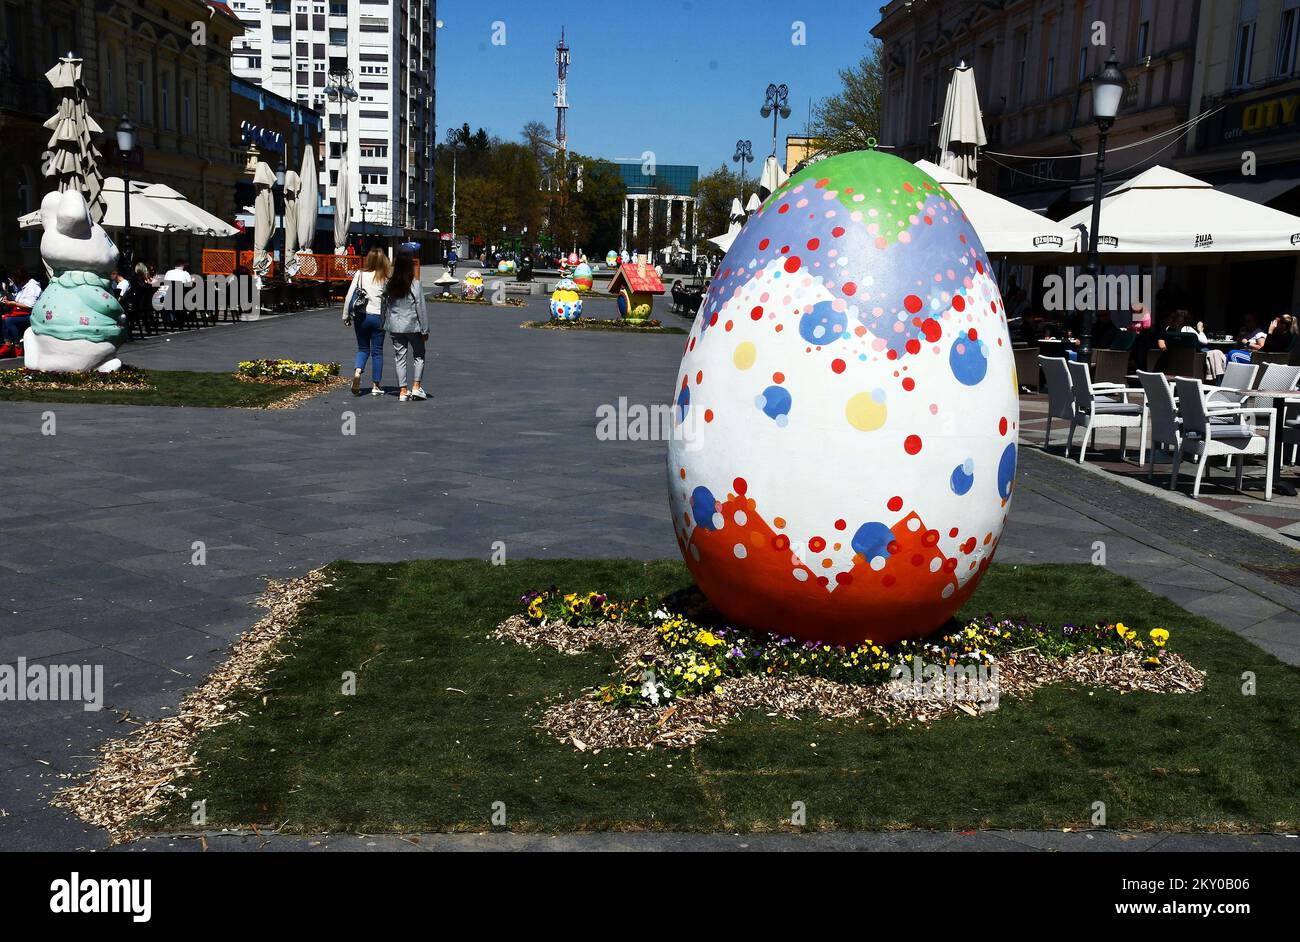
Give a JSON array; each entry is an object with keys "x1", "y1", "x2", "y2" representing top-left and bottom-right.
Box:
[{"x1": 436, "y1": 1, "x2": 881, "y2": 172}]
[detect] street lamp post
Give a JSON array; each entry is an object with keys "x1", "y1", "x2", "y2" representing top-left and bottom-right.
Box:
[
  {"x1": 115, "y1": 116, "x2": 136, "y2": 270},
  {"x1": 359, "y1": 185, "x2": 369, "y2": 253},
  {"x1": 732, "y1": 139, "x2": 753, "y2": 203},
  {"x1": 325, "y1": 68, "x2": 358, "y2": 236},
  {"x1": 445, "y1": 127, "x2": 462, "y2": 251},
  {"x1": 760, "y1": 83, "x2": 791, "y2": 158},
  {"x1": 275, "y1": 160, "x2": 287, "y2": 278},
  {"x1": 1082, "y1": 49, "x2": 1126, "y2": 357}
]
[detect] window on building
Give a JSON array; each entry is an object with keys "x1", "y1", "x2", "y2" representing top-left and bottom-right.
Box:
[
  {"x1": 1136, "y1": 0, "x2": 1152, "y2": 58},
  {"x1": 1277, "y1": 0, "x2": 1300, "y2": 77},
  {"x1": 161, "y1": 72, "x2": 171, "y2": 129},
  {"x1": 1015, "y1": 31, "x2": 1028, "y2": 102},
  {"x1": 183, "y1": 79, "x2": 193, "y2": 135},
  {"x1": 1045, "y1": 55, "x2": 1055, "y2": 94},
  {"x1": 136, "y1": 61, "x2": 147, "y2": 121},
  {"x1": 1078, "y1": 45, "x2": 1089, "y2": 83},
  {"x1": 1233, "y1": 0, "x2": 1258, "y2": 88}
]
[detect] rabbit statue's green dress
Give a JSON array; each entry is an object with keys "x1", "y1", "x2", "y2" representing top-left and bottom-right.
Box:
[{"x1": 30, "y1": 269, "x2": 124, "y2": 344}]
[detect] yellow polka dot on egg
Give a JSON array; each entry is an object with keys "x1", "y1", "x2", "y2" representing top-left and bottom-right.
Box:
[
  {"x1": 845, "y1": 392, "x2": 887, "y2": 431},
  {"x1": 733, "y1": 341, "x2": 757, "y2": 370}
]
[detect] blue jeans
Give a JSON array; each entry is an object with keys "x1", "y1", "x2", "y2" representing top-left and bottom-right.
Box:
[
  {"x1": 3, "y1": 314, "x2": 30, "y2": 343},
  {"x1": 353, "y1": 313, "x2": 384, "y2": 382},
  {"x1": 1227, "y1": 349, "x2": 1252, "y2": 364}
]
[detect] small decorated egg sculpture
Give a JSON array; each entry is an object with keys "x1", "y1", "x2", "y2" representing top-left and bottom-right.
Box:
[
  {"x1": 463, "y1": 270, "x2": 484, "y2": 299},
  {"x1": 549, "y1": 277, "x2": 582, "y2": 320},
  {"x1": 573, "y1": 262, "x2": 594, "y2": 292},
  {"x1": 497, "y1": 259, "x2": 516, "y2": 274},
  {"x1": 606, "y1": 250, "x2": 618, "y2": 267},
  {"x1": 666, "y1": 149, "x2": 1017, "y2": 647}
]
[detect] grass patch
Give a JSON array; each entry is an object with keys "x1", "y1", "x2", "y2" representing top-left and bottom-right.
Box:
[
  {"x1": 0, "y1": 367, "x2": 327, "y2": 408},
  {"x1": 522, "y1": 319, "x2": 687, "y2": 334},
  {"x1": 145, "y1": 561, "x2": 1300, "y2": 833}
]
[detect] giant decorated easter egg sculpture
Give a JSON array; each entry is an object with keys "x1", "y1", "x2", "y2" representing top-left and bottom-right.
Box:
[
  {"x1": 573, "y1": 262, "x2": 594, "y2": 292},
  {"x1": 666, "y1": 150, "x2": 1017, "y2": 647}
]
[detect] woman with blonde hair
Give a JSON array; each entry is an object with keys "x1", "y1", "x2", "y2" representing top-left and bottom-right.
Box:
[{"x1": 343, "y1": 248, "x2": 392, "y2": 395}]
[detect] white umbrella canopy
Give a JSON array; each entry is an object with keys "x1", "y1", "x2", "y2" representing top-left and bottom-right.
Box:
[
  {"x1": 745, "y1": 192, "x2": 762, "y2": 213},
  {"x1": 333, "y1": 153, "x2": 351, "y2": 254},
  {"x1": 18, "y1": 177, "x2": 195, "y2": 233},
  {"x1": 43, "y1": 53, "x2": 106, "y2": 222},
  {"x1": 708, "y1": 219, "x2": 743, "y2": 252},
  {"x1": 136, "y1": 183, "x2": 238, "y2": 236},
  {"x1": 283, "y1": 169, "x2": 300, "y2": 261},
  {"x1": 1058, "y1": 165, "x2": 1300, "y2": 263},
  {"x1": 757, "y1": 155, "x2": 788, "y2": 199},
  {"x1": 728, "y1": 197, "x2": 744, "y2": 222},
  {"x1": 914, "y1": 159, "x2": 1079, "y2": 257},
  {"x1": 252, "y1": 160, "x2": 277, "y2": 276},
  {"x1": 296, "y1": 147, "x2": 319, "y2": 251},
  {"x1": 937, "y1": 61, "x2": 987, "y2": 181}
]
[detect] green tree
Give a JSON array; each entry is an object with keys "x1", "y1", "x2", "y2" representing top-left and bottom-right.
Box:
[
  {"x1": 571, "y1": 157, "x2": 626, "y2": 256},
  {"x1": 691, "y1": 165, "x2": 741, "y2": 258},
  {"x1": 809, "y1": 40, "x2": 884, "y2": 156}
]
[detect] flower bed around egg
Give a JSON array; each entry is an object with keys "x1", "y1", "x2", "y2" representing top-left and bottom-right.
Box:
[
  {"x1": 521, "y1": 318, "x2": 686, "y2": 334},
  {"x1": 491, "y1": 587, "x2": 1204, "y2": 750}
]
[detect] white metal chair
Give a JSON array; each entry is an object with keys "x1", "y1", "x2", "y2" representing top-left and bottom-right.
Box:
[
  {"x1": 1205, "y1": 361, "x2": 1258, "y2": 408},
  {"x1": 1066, "y1": 359, "x2": 1145, "y2": 464},
  {"x1": 1038, "y1": 356, "x2": 1075, "y2": 452},
  {"x1": 1171, "y1": 377, "x2": 1275, "y2": 500},
  {"x1": 1138, "y1": 369, "x2": 1179, "y2": 482}
]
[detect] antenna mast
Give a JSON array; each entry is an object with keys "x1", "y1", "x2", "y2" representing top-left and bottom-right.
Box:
[{"x1": 554, "y1": 28, "x2": 570, "y2": 156}]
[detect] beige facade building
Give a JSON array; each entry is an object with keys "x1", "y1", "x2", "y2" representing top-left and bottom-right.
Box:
[
  {"x1": 872, "y1": 0, "x2": 1300, "y2": 320},
  {"x1": 0, "y1": 0, "x2": 244, "y2": 271}
]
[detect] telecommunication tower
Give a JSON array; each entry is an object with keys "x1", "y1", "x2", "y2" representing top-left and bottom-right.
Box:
[{"x1": 554, "y1": 28, "x2": 570, "y2": 155}]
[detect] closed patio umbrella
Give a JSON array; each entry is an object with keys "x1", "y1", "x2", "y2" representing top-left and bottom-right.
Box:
[
  {"x1": 297, "y1": 146, "x2": 319, "y2": 252},
  {"x1": 333, "y1": 153, "x2": 351, "y2": 254},
  {"x1": 283, "y1": 169, "x2": 301, "y2": 267},
  {"x1": 757, "y1": 155, "x2": 788, "y2": 200},
  {"x1": 43, "y1": 53, "x2": 105, "y2": 222},
  {"x1": 937, "y1": 61, "x2": 987, "y2": 181},
  {"x1": 252, "y1": 160, "x2": 277, "y2": 276}
]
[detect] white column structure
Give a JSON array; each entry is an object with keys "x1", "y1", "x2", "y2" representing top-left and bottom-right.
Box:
[{"x1": 620, "y1": 199, "x2": 629, "y2": 252}]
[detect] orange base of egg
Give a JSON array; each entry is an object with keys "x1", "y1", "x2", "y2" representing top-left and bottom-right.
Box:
[{"x1": 677, "y1": 489, "x2": 986, "y2": 647}]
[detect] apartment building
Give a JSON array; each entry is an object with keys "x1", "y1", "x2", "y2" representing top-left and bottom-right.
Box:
[{"x1": 227, "y1": 0, "x2": 436, "y2": 240}]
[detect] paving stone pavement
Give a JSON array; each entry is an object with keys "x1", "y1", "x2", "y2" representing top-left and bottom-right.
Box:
[{"x1": 1, "y1": 296, "x2": 1297, "y2": 851}]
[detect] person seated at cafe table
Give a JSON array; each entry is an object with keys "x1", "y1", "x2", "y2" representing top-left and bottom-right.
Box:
[
  {"x1": 1227, "y1": 314, "x2": 1269, "y2": 364},
  {"x1": 1262, "y1": 314, "x2": 1297, "y2": 354}
]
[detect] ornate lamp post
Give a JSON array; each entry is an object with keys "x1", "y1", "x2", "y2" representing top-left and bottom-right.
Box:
[
  {"x1": 275, "y1": 160, "x2": 286, "y2": 277},
  {"x1": 324, "y1": 69, "x2": 358, "y2": 209},
  {"x1": 732, "y1": 139, "x2": 753, "y2": 204},
  {"x1": 760, "y1": 83, "x2": 791, "y2": 158},
  {"x1": 115, "y1": 115, "x2": 136, "y2": 269},
  {"x1": 359, "y1": 184, "x2": 369, "y2": 253},
  {"x1": 1081, "y1": 50, "x2": 1126, "y2": 357},
  {"x1": 445, "y1": 127, "x2": 463, "y2": 250}
]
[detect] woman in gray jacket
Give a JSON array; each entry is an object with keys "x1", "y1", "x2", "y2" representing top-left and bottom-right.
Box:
[{"x1": 384, "y1": 250, "x2": 429, "y2": 402}]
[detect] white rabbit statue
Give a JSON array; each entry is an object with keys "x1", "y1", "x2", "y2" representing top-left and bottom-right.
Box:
[{"x1": 22, "y1": 189, "x2": 126, "y2": 373}]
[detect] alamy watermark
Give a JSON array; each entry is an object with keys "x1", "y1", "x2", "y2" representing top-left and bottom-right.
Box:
[
  {"x1": 1041, "y1": 266, "x2": 1151, "y2": 314},
  {"x1": 889, "y1": 655, "x2": 1000, "y2": 711},
  {"x1": 1, "y1": 658, "x2": 103, "y2": 711},
  {"x1": 595, "y1": 396, "x2": 704, "y2": 449}
]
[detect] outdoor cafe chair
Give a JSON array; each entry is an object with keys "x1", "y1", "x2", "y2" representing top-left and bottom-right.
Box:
[
  {"x1": 1066, "y1": 360, "x2": 1145, "y2": 465},
  {"x1": 1014, "y1": 345, "x2": 1040, "y2": 392},
  {"x1": 1171, "y1": 377, "x2": 1275, "y2": 501},
  {"x1": 1205, "y1": 362, "x2": 1258, "y2": 407},
  {"x1": 1240, "y1": 363, "x2": 1300, "y2": 412},
  {"x1": 1039, "y1": 356, "x2": 1076, "y2": 451},
  {"x1": 1138, "y1": 369, "x2": 1180, "y2": 483},
  {"x1": 1092, "y1": 348, "x2": 1130, "y2": 386}
]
